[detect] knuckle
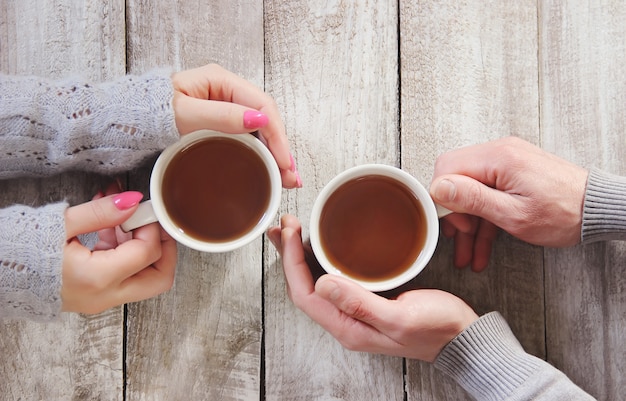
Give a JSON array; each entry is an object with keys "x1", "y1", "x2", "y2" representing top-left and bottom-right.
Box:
[
  {"x1": 335, "y1": 321, "x2": 367, "y2": 351},
  {"x1": 290, "y1": 292, "x2": 308, "y2": 311},
  {"x1": 463, "y1": 181, "x2": 487, "y2": 213},
  {"x1": 266, "y1": 97, "x2": 278, "y2": 111},
  {"x1": 433, "y1": 153, "x2": 452, "y2": 174},
  {"x1": 496, "y1": 137, "x2": 527, "y2": 165},
  {"x1": 338, "y1": 337, "x2": 363, "y2": 352},
  {"x1": 341, "y1": 297, "x2": 372, "y2": 322},
  {"x1": 82, "y1": 304, "x2": 108, "y2": 315},
  {"x1": 139, "y1": 243, "x2": 162, "y2": 266},
  {"x1": 506, "y1": 204, "x2": 535, "y2": 238},
  {"x1": 159, "y1": 269, "x2": 176, "y2": 293},
  {"x1": 205, "y1": 63, "x2": 222, "y2": 73}
]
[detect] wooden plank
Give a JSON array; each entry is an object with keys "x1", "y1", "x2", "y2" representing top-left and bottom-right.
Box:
[
  {"x1": 263, "y1": 1, "x2": 404, "y2": 400},
  {"x1": 124, "y1": 1, "x2": 265, "y2": 400},
  {"x1": 0, "y1": 0, "x2": 126, "y2": 399},
  {"x1": 540, "y1": 1, "x2": 626, "y2": 399},
  {"x1": 399, "y1": 1, "x2": 542, "y2": 400}
]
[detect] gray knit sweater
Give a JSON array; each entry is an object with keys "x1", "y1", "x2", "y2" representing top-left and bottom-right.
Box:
[
  {"x1": 1, "y1": 70, "x2": 623, "y2": 400},
  {"x1": 0, "y1": 69, "x2": 179, "y2": 321},
  {"x1": 434, "y1": 168, "x2": 626, "y2": 401}
]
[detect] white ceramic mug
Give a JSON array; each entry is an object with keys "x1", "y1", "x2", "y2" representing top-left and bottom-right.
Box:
[
  {"x1": 309, "y1": 164, "x2": 451, "y2": 292},
  {"x1": 121, "y1": 129, "x2": 282, "y2": 253}
]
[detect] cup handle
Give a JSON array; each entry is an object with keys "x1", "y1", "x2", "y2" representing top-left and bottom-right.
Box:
[
  {"x1": 435, "y1": 203, "x2": 453, "y2": 218},
  {"x1": 121, "y1": 200, "x2": 159, "y2": 232}
]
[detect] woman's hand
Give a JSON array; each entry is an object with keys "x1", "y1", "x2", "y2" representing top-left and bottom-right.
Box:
[
  {"x1": 430, "y1": 136, "x2": 588, "y2": 271},
  {"x1": 61, "y1": 190, "x2": 177, "y2": 314},
  {"x1": 172, "y1": 64, "x2": 301, "y2": 189},
  {"x1": 267, "y1": 215, "x2": 478, "y2": 362}
]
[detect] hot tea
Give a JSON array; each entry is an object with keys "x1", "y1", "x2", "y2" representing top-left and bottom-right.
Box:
[
  {"x1": 161, "y1": 137, "x2": 271, "y2": 242},
  {"x1": 318, "y1": 175, "x2": 427, "y2": 281}
]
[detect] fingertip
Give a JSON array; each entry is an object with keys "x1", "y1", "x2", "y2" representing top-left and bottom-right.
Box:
[
  {"x1": 258, "y1": 123, "x2": 293, "y2": 173},
  {"x1": 280, "y1": 214, "x2": 301, "y2": 231},
  {"x1": 471, "y1": 263, "x2": 488, "y2": 273},
  {"x1": 280, "y1": 225, "x2": 298, "y2": 244},
  {"x1": 113, "y1": 191, "x2": 144, "y2": 211},
  {"x1": 315, "y1": 275, "x2": 341, "y2": 302},
  {"x1": 266, "y1": 226, "x2": 282, "y2": 249},
  {"x1": 243, "y1": 110, "x2": 269, "y2": 129},
  {"x1": 280, "y1": 169, "x2": 303, "y2": 189},
  {"x1": 430, "y1": 177, "x2": 457, "y2": 204},
  {"x1": 440, "y1": 219, "x2": 458, "y2": 238}
]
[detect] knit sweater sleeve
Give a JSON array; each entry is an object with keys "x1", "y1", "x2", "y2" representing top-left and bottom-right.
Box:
[
  {"x1": 0, "y1": 69, "x2": 180, "y2": 178},
  {"x1": 0, "y1": 70, "x2": 180, "y2": 321},
  {"x1": 434, "y1": 312, "x2": 596, "y2": 401},
  {"x1": 0, "y1": 203, "x2": 67, "y2": 322},
  {"x1": 581, "y1": 168, "x2": 626, "y2": 243}
]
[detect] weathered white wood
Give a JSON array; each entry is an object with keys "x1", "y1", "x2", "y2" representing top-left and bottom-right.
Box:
[
  {"x1": 0, "y1": 0, "x2": 126, "y2": 399},
  {"x1": 263, "y1": 1, "x2": 404, "y2": 400},
  {"x1": 3, "y1": 0, "x2": 625, "y2": 399},
  {"x1": 124, "y1": 1, "x2": 265, "y2": 400},
  {"x1": 540, "y1": 1, "x2": 626, "y2": 399},
  {"x1": 400, "y1": 1, "x2": 542, "y2": 400}
]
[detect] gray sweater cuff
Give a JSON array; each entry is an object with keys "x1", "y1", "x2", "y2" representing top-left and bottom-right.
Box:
[
  {"x1": 435, "y1": 312, "x2": 595, "y2": 401},
  {"x1": 0, "y1": 202, "x2": 67, "y2": 321},
  {"x1": 581, "y1": 168, "x2": 626, "y2": 243},
  {"x1": 434, "y1": 312, "x2": 541, "y2": 400}
]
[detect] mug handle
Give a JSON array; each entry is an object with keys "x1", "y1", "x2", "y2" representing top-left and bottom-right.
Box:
[
  {"x1": 121, "y1": 200, "x2": 159, "y2": 232},
  {"x1": 435, "y1": 203, "x2": 453, "y2": 218}
]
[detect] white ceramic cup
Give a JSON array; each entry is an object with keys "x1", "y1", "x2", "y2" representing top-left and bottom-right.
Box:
[
  {"x1": 309, "y1": 164, "x2": 451, "y2": 292},
  {"x1": 121, "y1": 129, "x2": 282, "y2": 253}
]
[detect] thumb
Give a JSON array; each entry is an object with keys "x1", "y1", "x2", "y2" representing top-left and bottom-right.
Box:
[
  {"x1": 430, "y1": 174, "x2": 515, "y2": 225},
  {"x1": 315, "y1": 275, "x2": 398, "y2": 329},
  {"x1": 65, "y1": 191, "x2": 144, "y2": 239}
]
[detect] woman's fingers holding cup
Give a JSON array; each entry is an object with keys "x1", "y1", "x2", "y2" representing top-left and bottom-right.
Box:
[
  {"x1": 111, "y1": 225, "x2": 177, "y2": 304},
  {"x1": 174, "y1": 94, "x2": 269, "y2": 135},
  {"x1": 312, "y1": 275, "x2": 407, "y2": 354},
  {"x1": 275, "y1": 216, "x2": 397, "y2": 352},
  {"x1": 315, "y1": 275, "x2": 397, "y2": 329},
  {"x1": 173, "y1": 95, "x2": 301, "y2": 189},
  {"x1": 172, "y1": 64, "x2": 301, "y2": 189},
  {"x1": 62, "y1": 222, "x2": 176, "y2": 314},
  {"x1": 277, "y1": 215, "x2": 317, "y2": 306},
  {"x1": 65, "y1": 191, "x2": 144, "y2": 239}
]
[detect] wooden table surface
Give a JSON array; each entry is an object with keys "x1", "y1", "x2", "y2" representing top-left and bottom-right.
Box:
[{"x1": 1, "y1": 1, "x2": 625, "y2": 400}]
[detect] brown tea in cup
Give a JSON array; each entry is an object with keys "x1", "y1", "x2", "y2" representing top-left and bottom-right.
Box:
[
  {"x1": 318, "y1": 174, "x2": 427, "y2": 281},
  {"x1": 161, "y1": 136, "x2": 272, "y2": 243},
  {"x1": 121, "y1": 130, "x2": 282, "y2": 253}
]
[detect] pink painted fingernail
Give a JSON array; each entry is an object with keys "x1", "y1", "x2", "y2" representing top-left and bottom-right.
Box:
[
  {"x1": 243, "y1": 110, "x2": 269, "y2": 129},
  {"x1": 113, "y1": 191, "x2": 144, "y2": 210},
  {"x1": 289, "y1": 154, "x2": 303, "y2": 188},
  {"x1": 289, "y1": 154, "x2": 297, "y2": 172},
  {"x1": 294, "y1": 169, "x2": 303, "y2": 188}
]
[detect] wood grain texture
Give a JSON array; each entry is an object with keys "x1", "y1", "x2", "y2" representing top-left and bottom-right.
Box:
[
  {"x1": 540, "y1": 1, "x2": 626, "y2": 399},
  {"x1": 263, "y1": 1, "x2": 404, "y2": 400},
  {"x1": 2, "y1": 0, "x2": 625, "y2": 399},
  {"x1": 399, "y1": 1, "x2": 543, "y2": 400},
  {"x1": 0, "y1": 1, "x2": 126, "y2": 400},
  {"x1": 124, "y1": 1, "x2": 265, "y2": 400}
]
